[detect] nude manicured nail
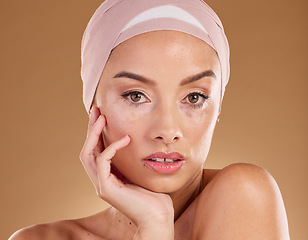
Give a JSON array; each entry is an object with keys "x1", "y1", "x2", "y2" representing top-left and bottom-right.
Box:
[
  {"x1": 122, "y1": 135, "x2": 130, "y2": 142},
  {"x1": 89, "y1": 107, "x2": 94, "y2": 118}
]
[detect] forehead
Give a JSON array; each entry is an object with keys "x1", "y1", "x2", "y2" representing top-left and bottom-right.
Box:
[
  {"x1": 95, "y1": 30, "x2": 222, "y2": 104},
  {"x1": 108, "y1": 30, "x2": 219, "y2": 66},
  {"x1": 96, "y1": 30, "x2": 221, "y2": 92}
]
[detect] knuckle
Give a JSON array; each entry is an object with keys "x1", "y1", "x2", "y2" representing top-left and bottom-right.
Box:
[
  {"x1": 97, "y1": 189, "x2": 103, "y2": 198},
  {"x1": 79, "y1": 151, "x2": 85, "y2": 161},
  {"x1": 97, "y1": 183, "x2": 112, "y2": 201},
  {"x1": 97, "y1": 188, "x2": 107, "y2": 200}
]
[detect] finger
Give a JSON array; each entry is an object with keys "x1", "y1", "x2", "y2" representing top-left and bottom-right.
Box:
[
  {"x1": 80, "y1": 154, "x2": 100, "y2": 191},
  {"x1": 94, "y1": 125, "x2": 105, "y2": 155},
  {"x1": 89, "y1": 106, "x2": 105, "y2": 154},
  {"x1": 80, "y1": 115, "x2": 106, "y2": 190},
  {"x1": 96, "y1": 135, "x2": 130, "y2": 194},
  {"x1": 83, "y1": 115, "x2": 106, "y2": 157},
  {"x1": 110, "y1": 163, "x2": 132, "y2": 184},
  {"x1": 87, "y1": 106, "x2": 101, "y2": 137}
]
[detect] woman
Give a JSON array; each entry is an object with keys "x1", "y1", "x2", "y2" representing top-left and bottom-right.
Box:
[{"x1": 10, "y1": 0, "x2": 289, "y2": 239}]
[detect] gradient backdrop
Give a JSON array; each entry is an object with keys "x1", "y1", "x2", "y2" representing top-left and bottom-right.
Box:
[{"x1": 1, "y1": 0, "x2": 307, "y2": 239}]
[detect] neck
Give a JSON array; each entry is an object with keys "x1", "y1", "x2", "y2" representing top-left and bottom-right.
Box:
[{"x1": 169, "y1": 171, "x2": 203, "y2": 221}]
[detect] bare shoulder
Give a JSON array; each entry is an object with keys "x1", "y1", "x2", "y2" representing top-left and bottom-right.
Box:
[
  {"x1": 203, "y1": 162, "x2": 278, "y2": 189},
  {"x1": 210, "y1": 163, "x2": 284, "y2": 198},
  {"x1": 9, "y1": 219, "x2": 95, "y2": 240},
  {"x1": 201, "y1": 163, "x2": 284, "y2": 202},
  {"x1": 193, "y1": 163, "x2": 290, "y2": 239}
]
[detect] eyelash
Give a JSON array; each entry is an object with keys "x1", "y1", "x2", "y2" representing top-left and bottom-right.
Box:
[
  {"x1": 121, "y1": 90, "x2": 209, "y2": 109},
  {"x1": 121, "y1": 91, "x2": 149, "y2": 107},
  {"x1": 183, "y1": 92, "x2": 209, "y2": 109}
]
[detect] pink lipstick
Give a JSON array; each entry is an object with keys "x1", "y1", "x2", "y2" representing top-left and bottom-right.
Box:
[{"x1": 143, "y1": 152, "x2": 185, "y2": 174}]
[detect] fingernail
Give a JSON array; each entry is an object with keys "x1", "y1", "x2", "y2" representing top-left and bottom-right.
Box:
[{"x1": 89, "y1": 107, "x2": 93, "y2": 118}]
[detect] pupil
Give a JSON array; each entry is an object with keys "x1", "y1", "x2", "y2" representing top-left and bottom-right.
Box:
[
  {"x1": 189, "y1": 94, "x2": 199, "y2": 103},
  {"x1": 131, "y1": 93, "x2": 141, "y2": 102}
]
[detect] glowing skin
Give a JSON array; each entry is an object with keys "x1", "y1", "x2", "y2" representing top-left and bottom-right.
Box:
[
  {"x1": 94, "y1": 30, "x2": 221, "y2": 194},
  {"x1": 9, "y1": 30, "x2": 290, "y2": 240}
]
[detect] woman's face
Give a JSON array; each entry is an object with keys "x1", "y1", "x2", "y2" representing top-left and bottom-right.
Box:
[{"x1": 94, "y1": 30, "x2": 221, "y2": 193}]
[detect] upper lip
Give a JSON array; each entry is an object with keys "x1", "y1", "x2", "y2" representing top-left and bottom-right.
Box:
[{"x1": 144, "y1": 152, "x2": 185, "y2": 161}]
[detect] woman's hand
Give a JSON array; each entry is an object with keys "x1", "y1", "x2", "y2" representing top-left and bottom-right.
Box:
[{"x1": 79, "y1": 106, "x2": 174, "y2": 239}]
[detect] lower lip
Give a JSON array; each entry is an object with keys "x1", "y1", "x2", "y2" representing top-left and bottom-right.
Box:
[{"x1": 143, "y1": 160, "x2": 185, "y2": 174}]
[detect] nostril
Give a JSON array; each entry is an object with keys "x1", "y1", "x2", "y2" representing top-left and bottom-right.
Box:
[{"x1": 155, "y1": 135, "x2": 179, "y2": 143}]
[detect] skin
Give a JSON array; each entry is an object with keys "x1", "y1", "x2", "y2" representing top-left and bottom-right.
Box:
[
  {"x1": 93, "y1": 30, "x2": 221, "y2": 220},
  {"x1": 10, "y1": 31, "x2": 290, "y2": 240}
]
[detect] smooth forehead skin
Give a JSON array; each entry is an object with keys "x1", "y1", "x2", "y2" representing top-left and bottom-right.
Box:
[
  {"x1": 108, "y1": 30, "x2": 220, "y2": 70},
  {"x1": 81, "y1": 0, "x2": 230, "y2": 113},
  {"x1": 98, "y1": 30, "x2": 221, "y2": 91}
]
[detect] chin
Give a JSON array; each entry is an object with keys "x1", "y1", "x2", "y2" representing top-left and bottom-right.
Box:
[{"x1": 129, "y1": 170, "x2": 201, "y2": 194}]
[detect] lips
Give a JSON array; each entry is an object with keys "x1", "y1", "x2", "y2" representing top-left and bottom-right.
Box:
[
  {"x1": 145, "y1": 152, "x2": 184, "y2": 161},
  {"x1": 143, "y1": 152, "x2": 185, "y2": 174}
]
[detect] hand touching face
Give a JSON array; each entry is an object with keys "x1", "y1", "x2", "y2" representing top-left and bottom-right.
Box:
[{"x1": 94, "y1": 30, "x2": 221, "y2": 194}]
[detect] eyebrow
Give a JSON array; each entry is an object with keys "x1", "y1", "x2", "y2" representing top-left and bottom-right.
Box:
[
  {"x1": 180, "y1": 70, "x2": 216, "y2": 86},
  {"x1": 113, "y1": 70, "x2": 216, "y2": 86},
  {"x1": 113, "y1": 71, "x2": 156, "y2": 85}
]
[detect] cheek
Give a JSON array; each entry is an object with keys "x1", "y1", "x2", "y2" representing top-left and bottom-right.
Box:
[
  {"x1": 187, "y1": 122, "x2": 215, "y2": 166},
  {"x1": 102, "y1": 99, "x2": 150, "y2": 146},
  {"x1": 103, "y1": 108, "x2": 126, "y2": 145},
  {"x1": 187, "y1": 114, "x2": 215, "y2": 144},
  {"x1": 181, "y1": 102, "x2": 218, "y2": 134},
  {"x1": 182, "y1": 105, "x2": 218, "y2": 161}
]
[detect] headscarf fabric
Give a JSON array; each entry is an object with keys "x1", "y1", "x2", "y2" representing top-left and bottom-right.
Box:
[{"x1": 81, "y1": 0, "x2": 230, "y2": 113}]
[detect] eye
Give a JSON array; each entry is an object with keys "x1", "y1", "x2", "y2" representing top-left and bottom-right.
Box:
[
  {"x1": 183, "y1": 92, "x2": 209, "y2": 108},
  {"x1": 121, "y1": 91, "x2": 149, "y2": 104},
  {"x1": 130, "y1": 92, "x2": 142, "y2": 102},
  {"x1": 188, "y1": 94, "x2": 200, "y2": 104}
]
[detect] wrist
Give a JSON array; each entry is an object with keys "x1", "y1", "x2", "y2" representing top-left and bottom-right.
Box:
[
  {"x1": 134, "y1": 218, "x2": 174, "y2": 240},
  {"x1": 134, "y1": 225, "x2": 174, "y2": 240}
]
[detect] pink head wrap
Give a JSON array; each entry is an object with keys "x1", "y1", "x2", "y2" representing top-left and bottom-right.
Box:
[{"x1": 81, "y1": 0, "x2": 230, "y2": 113}]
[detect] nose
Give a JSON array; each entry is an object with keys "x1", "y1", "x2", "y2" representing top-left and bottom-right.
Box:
[{"x1": 149, "y1": 104, "x2": 183, "y2": 144}]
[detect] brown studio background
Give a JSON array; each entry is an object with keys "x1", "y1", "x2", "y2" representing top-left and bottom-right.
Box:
[{"x1": 0, "y1": 0, "x2": 307, "y2": 239}]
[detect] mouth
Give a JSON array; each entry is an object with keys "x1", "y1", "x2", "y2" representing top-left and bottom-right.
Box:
[
  {"x1": 143, "y1": 152, "x2": 185, "y2": 174},
  {"x1": 147, "y1": 158, "x2": 182, "y2": 163}
]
